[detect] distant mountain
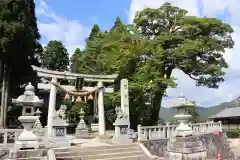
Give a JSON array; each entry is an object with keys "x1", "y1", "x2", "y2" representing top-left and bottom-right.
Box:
[{"x1": 159, "y1": 96, "x2": 240, "y2": 122}]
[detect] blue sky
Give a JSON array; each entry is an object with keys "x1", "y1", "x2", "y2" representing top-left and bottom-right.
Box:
[
  {"x1": 44, "y1": 0, "x2": 130, "y2": 27},
  {"x1": 36, "y1": 0, "x2": 130, "y2": 46},
  {"x1": 35, "y1": 0, "x2": 240, "y2": 107}
]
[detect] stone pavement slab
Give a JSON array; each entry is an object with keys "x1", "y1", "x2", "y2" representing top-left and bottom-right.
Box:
[{"x1": 70, "y1": 137, "x2": 113, "y2": 147}]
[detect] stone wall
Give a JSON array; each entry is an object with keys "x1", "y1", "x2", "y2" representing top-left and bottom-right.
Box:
[
  {"x1": 8, "y1": 149, "x2": 47, "y2": 160},
  {"x1": 141, "y1": 139, "x2": 168, "y2": 157},
  {"x1": 141, "y1": 132, "x2": 235, "y2": 159}
]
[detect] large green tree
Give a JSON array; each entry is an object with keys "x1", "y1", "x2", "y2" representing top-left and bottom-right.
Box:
[
  {"x1": 42, "y1": 40, "x2": 69, "y2": 71},
  {"x1": 0, "y1": 0, "x2": 42, "y2": 128},
  {"x1": 132, "y1": 3, "x2": 234, "y2": 124}
]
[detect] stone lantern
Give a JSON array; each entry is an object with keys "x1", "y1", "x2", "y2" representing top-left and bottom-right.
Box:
[
  {"x1": 33, "y1": 108, "x2": 43, "y2": 129},
  {"x1": 75, "y1": 107, "x2": 88, "y2": 137},
  {"x1": 164, "y1": 93, "x2": 207, "y2": 160},
  {"x1": 169, "y1": 93, "x2": 194, "y2": 137},
  {"x1": 12, "y1": 82, "x2": 43, "y2": 150},
  {"x1": 75, "y1": 96, "x2": 90, "y2": 138}
]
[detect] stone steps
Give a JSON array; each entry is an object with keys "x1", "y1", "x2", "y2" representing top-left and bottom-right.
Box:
[
  {"x1": 54, "y1": 144, "x2": 137, "y2": 153},
  {"x1": 11, "y1": 157, "x2": 47, "y2": 160},
  {"x1": 56, "y1": 151, "x2": 146, "y2": 160},
  {"x1": 54, "y1": 144, "x2": 148, "y2": 160},
  {"x1": 55, "y1": 147, "x2": 140, "y2": 156}
]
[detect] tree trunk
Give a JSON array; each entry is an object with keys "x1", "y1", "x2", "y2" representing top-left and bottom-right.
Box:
[
  {"x1": 151, "y1": 91, "x2": 164, "y2": 125},
  {"x1": 3, "y1": 68, "x2": 10, "y2": 128},
  {"x1": 0, "y1": 63, "x2": 6, "y2": 128}
]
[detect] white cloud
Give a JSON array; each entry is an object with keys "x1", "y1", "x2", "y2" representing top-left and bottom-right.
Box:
[
  {"x1": 201, "y1": 0, "x2": 239, "y2": 25},
  {"x1": 128, "y1": 0, "x2": 200, "y2": 23},
  {"x1": 36, "y1": 0, "x2": 89, "y2": 55},
  {"x1": 129, "y1": 0, "x2": 240, "y2": 107}
]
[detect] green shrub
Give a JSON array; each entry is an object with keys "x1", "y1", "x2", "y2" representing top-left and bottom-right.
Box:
[{"x1": 226, "y1": 130, "x2": 240, "y2": 138}]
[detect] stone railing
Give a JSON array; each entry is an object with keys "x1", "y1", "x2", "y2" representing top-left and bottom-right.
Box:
[
  {"x1": 191, "y1": 121, "x2": 222, "y2": 133},
  {"x1": 0, "y1": 127, "x2": 47, "y2": 148},
  {"x1": 137, "y1": 121, "x2": 222, "y2": 141},
  {"x1": 0, "y1": 129, "x2": 21, "y2": 148},
  {"x1": 141, "y1": 132, "x2": 235, "y2": 159}
]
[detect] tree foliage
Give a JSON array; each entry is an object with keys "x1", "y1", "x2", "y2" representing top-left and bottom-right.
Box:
[
  {"x1": 185, "y1": 102, "x2": 199, "y2": 123},
  {"x1": 0, "y1": 0, "x2": 42, "y2": 86},
  {"x1": 0, "y1": 0, "x2": 43, "y2": 127},
  {"x1": 133, "y1": 3, "x2": 234, "y2": 123},
  {"x1": 70, "y1": 48, "x2": 85, "y2": 73},
  {"x1": 70, "y1": 3, "x2": 234, "y2": 128},
  {"x1": 41, "y1": 40, "x2": 69, "y2": 71}
]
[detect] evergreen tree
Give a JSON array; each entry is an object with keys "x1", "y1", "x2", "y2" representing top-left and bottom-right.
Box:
[
  {"x1": 70, "y1": 48, "x2": 85, "y2": 73},
  {"x1": 80, "y1": 24, "x2": 104, "y2": 74},
  {"x1": 0, "y1": 0, "x2": 42, "y2": 127},
  {"x1": 110, "y1": 17, "x2": 125, "y2": 32},
  {"x1": 41, "y1": 40, "x2": 69, "y2": 71}
]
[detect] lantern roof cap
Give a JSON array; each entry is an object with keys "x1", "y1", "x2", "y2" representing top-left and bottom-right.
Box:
[
  {"x1": 169, "y1": 93, "x2": 195, "y2": 108},
  {"x1": 12, "y1": 82, "x2": 43, "y2": 106}
]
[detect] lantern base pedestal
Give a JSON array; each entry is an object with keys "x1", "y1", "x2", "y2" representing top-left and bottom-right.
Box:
[
  {"x1": 15, "y1": 140, "x2": 39, "y2": 150},
  {"x1": 175, "y1": 122, "x2": 193, "y2": 137},
  {"x1": 164, "y1": 135, "x2": 207, "y2": 160},
  {"x1": 75, "y1": 119, "x2": 92, "y2": 139}
]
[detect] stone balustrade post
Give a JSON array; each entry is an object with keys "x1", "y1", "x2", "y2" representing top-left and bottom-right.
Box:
[
  {"x1": 213, "y1": 121, "x2": 216, "y2": 131},
  {"x1": 137, "y1": 124, "x2": 141, "y2": 141},
  {"x1": 209, "y1": 122, "x2": 212, "y2": 132},
  {"x1": 3, "y1": 131, "x2": 7, "y2": 148},
  {"x1": 166, "y1": 122, "x2": 170, "y2": 138},
  {"x1": 218, "y1": 121, "x2": 222, "y2": 132},
  {"x1": 162, "y1": 126, "x2": 166, "y2": 138},
  {"x1": 148, "y1": 128, "x2": 152, "y2": 140},
  {"x1": 189, "y1": 122, "x2": 193, "y2": 131},
  {"x1": 208, "y1": 121, "x2": 211, "y2": 132},
  {"x1": 14, "y1": 131, "x2": 18, "y2": 143},
  {"x1": 44, "y1": 126, "x2": 48, "y2": 148},
  {"x1": 203, "y1": 124, "x2": 207, "y2": 132},
  {"x1": 207, "y1": 121, "x2": 211, "y2": 132},
  {"x1": 200, "y1": 124, "x2": 203, "y2": 133}
]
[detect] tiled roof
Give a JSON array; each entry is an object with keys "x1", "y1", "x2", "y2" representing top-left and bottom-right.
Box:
[{"x1": 209, "y1": 107, "x2": 240, "y2": 119}]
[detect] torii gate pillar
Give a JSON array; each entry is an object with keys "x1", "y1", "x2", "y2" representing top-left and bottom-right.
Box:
[
  {"x1": 47, "y1": 77, "x2": 57, "y2": 137},
  {"x1": 97, "y1": 81, "x2": 106, "y2": 136}
]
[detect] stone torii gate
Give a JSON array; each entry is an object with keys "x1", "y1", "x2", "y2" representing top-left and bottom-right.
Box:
[{"x1": 31, "y1": 65, "x2": 118, "y2": 137}]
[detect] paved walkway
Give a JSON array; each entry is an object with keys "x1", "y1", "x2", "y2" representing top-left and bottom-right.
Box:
[
  {"x1": 71, "y1": 137, "x2": 113, "y2": 147},
  {"x1": 228, "y1": 138, "x2": 240, "y2": 158}
]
